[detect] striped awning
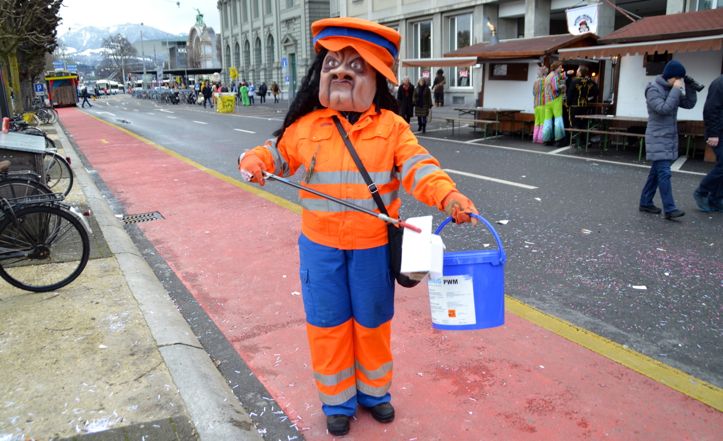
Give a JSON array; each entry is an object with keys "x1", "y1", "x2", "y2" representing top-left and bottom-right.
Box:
[{"x1": 401, "y1": 57, "x2": 478, "y2": 68}]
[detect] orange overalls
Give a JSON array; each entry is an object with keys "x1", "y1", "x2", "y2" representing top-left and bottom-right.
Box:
[{"x1": 248, "y1": 106, "x2": 458, "y2": 414}]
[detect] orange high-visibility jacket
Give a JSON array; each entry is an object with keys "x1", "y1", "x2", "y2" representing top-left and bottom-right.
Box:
[{"x1": 248, "y1": 107, "x2": 458, "y2": 249}]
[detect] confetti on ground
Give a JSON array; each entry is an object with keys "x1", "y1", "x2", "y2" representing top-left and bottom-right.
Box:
[
  {"x1": 496, "y1": 219, "x2": 509, "y2": 225},
  {"x1": 632, "y1": 285, "x2": 647, "y2": 290},
  {"x1": 581, "y1": 229, "x2": 592, "y2": 235}
]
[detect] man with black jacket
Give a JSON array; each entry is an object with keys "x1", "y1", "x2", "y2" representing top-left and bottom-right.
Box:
[
  {"x1": 201, "y1": 82, "x2": 213, "y2": 109},
  {"x1": 693, "y1": 74, "x2": 723, "y2": 212}
]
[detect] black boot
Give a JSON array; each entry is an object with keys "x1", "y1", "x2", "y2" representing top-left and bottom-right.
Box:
[
  {"x1": 422, "y1": 124, "x2": 426, "y2": 133},
  {"x1": 327, "y1": 415, "x2": 350, "y2": 436},
  {"x1": 368, "y1": 402, "x2": 395, "y2": 423}
]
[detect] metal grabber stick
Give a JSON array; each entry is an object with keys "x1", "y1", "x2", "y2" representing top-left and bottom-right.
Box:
[{"x1": 263, "y1": 172, "x2": 422, "y2": 233}]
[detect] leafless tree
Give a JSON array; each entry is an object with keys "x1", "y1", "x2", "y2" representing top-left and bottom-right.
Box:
[{"x1": 102, "y1": 34, "x2": 137, "y2": 83}]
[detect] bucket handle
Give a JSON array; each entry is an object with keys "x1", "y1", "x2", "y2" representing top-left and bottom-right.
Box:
[{"x1": 434, "y1": 213, "x2": 506, "y2": 265}]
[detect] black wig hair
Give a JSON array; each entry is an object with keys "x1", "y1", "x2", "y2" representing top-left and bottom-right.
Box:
[{"x1": 273, "y1": 48, "x2": 399, "y2": 141}]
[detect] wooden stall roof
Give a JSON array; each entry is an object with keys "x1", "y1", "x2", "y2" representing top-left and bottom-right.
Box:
[
  {"x1": 599, "y1": 7, "x2": 723, "y2": 44},
  {"x1": 444, "y1": 34, "x2": 598, "y2": 60}
]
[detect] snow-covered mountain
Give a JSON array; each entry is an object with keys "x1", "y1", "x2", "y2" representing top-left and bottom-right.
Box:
[{"x1": 61, "y1": 24, "x2": 181, "y2": 54}]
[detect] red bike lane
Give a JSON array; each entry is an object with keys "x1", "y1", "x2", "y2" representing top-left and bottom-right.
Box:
[{"x1": 60, "y1": 108, "x2": 721, "y2": 440}]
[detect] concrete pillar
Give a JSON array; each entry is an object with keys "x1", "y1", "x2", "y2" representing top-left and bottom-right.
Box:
[
  {"x1": 666, "y1": 0, "x2": 686, "y2": 14},
  {"x1": 596, "y1": 0, "x2": 616, "y2": 38},
  {"x1": 525, "y1": 0, "x2": 551, "y2": 38}
]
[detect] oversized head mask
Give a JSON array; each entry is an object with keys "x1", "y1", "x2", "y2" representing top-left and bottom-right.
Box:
[{"x1": 312, "y1": 17, "x2": 401, "y2": 113}]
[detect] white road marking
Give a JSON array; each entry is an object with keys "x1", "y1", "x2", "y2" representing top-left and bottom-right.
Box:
[
  {"x1": 159, "y1": 109, "x2": 174, "y2": 113},
  {"x1": 147, "y1": 112, "x2": 155, "y2": 115},
  {"x1": 421, "y1": 135, "x2": 706, "y2": 176},
  {"x1": 671, "y1": 155, "x2": 688, "y2": 171},
  {"x1": 466, "y1": 135, "x2": 502, "y2": 143},
  {"x1": 193, "y1": 120, "x2": 208, "y2": 125},
  {"x1": 549, "y1": 146, "x2": 572, "y2": 154},
  {"x1": 95, "y1": 111, "x2": 116, "y2": 117},
  {"x1": 444, "y1": 169, "x2": 538, "y2": 190},
  {"x1": 234, "y1": 128, "x2": 256, "y2": 134},
  {"x1": 167, "y1": 116, "x2": 177, "y2": 119}
]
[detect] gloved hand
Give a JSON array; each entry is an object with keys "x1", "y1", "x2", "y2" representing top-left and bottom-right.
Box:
[
  {"x1": 238, "y1": 152, "x2": 266, "y2": 186},
  {"x1": 442, "y1": 191, "x2": 478, "y2": 225}
]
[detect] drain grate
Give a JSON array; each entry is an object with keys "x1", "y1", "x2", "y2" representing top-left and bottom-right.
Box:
[{"x1": 122, "y1": 211, "x2": 164, "y2": 224}]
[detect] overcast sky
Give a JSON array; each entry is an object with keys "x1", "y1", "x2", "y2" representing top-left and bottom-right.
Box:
[{"x1": 58, "y1": 0, "x2": 220, "y2": 35}]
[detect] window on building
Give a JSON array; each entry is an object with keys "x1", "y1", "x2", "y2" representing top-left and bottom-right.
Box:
[
  {"x1": 447, "y1": 13, "x2": 472, "y2": 87},
  {"x1": 232, "y1": 1, "x2": 238, "y2": 25},
  {"x1": 255, "y1": 37, "x2": 262, "y2": 83},
  {"x1": 266, "y1": 35, "x2": 274, "y2": 67},
  {"x1": 223, "y1": 4, "x2": 229, "y2": 28},
  {"x1": 244, "y1": 40, "x2": 251, "y2": 71},
  {"x1": 242, "y1": 0, "x2": 248, "y2": 22},
  {"x1": 253, "y1": 0, "x2": 260, "y2": 18},
  {"x1": 286, "y1": 0, "x2": 294, "y2": 8},
  {"x1": 411, "y1": 20, "x2": 432, "y2": 80},
  {"x1": 225, "y1": 44, "x2": 231, "y2": 69},
  {"x1": 265, "y1": 0, "x2": 272, "y2": 15},
  {"x1": 234, "y1": 42, "x2": 240, "y2": 69},
  {"x1": 692, "y1": 0, "x2": 722, "y2": 11},
  {"x1": 489, "y1": 63, "x2": 528, "y2": 81}
]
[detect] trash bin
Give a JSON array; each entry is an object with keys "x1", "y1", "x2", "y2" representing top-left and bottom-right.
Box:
[{"x1": 216, "y1": 92, "x2": 236, "y2": 113}]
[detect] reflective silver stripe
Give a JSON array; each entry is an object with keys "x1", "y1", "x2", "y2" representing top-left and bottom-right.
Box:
[
  {"x1": 318, "y1": 384, "x2": 358, "y2": 406},
  {"x1": 401, "y1": 154, "x2": 433, "y2": 181},
  {"x1": 356, "y1": 381, "x2": 391, "y2": 398},
  {"x1": 355, "y1": 361, "x2": 393, "y2": 381},
  {"x1": 314, "y1": 366, "x2": 355, "y2": 387},
  {"x1": 262, "y1": 139, "x2": 290, "y2": 177},
  {"x1": 310, "y1": 170, "x2": 396, "y2": 186},
  {"x1": 301, "y1": 190, "x2": 398, "y2": 212},
  {"x1": 410, "y1": 164, "x2": 441, "y2": 193}
]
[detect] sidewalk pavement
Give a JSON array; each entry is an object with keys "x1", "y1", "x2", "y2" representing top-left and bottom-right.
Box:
[{"x1": 0, "y1": 123, "x2": 263, "y2": 440}]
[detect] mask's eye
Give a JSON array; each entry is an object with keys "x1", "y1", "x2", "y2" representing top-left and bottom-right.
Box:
[
  {"x1": 349, "y1": 58, "x2": 365, "y2": 72},
  {"x1": 323, "y1": 55, "x2": 340, "y2": 70}
]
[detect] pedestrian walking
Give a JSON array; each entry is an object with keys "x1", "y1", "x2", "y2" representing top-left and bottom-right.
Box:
[
  {"x1": 639, "y1": 60, "x2": 698, "y2": 219},
  {"x1": 201, "y1": 82, "x2": 213, "y2": 109},
  {"x1": 542, "y1": 61, "x2": 567, "y2": 146},
  {"x1": 532, "y1": 66, "x2": 548, "y2": 143},
  {"x1": 413, "y1": 78, "x2": 432, "y2": 133},
  {"x1": 80, "y1": 87, "x2": 92, "y2": 108},
  {"x1": 238, "y1": 17, "x2": 478, "y2": 437},
  {"x1": 258, "y1": 82, "x2": 268, "y2": 104},
  {"x1": 396, "y1": 77, "x2": 414, "y2": 123},
  {"x1": 239, "y1": 82, "x2": 250, "y2": 106},
  {"x1": 271, "y1": 81, "x2": 280, "y2": 103},
  {"x1": 432, "y1": 69, "x2": 445, "y2": 107},
  {"x1": 248, "y1": 82, "x2": 255, "y2": 105},
  {"x1": 693, "y1": 74, "x2": 723, "y2": 212}
]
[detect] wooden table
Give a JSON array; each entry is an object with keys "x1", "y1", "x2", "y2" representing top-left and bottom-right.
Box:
[{"x1": 452, "y1": 107, "x2": 523, "y2": 136}]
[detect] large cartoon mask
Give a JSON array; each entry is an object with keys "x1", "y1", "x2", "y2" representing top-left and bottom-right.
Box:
[
  {"x1": 312, "y1": 17, "x2": 400, "y2": 112},
  {"x1": 319, "y1": 47, "x2": 376, "y2": 112}
]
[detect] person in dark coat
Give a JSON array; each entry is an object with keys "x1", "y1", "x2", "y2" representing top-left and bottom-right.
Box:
[
  {"x1": 639, "y1": 60, "x2": 698, "y2": 219},
  {"x1": 396, "y1": 77, "x2": 414, "y2": 123},
  {"x1": 80, "y1": 87, "x2": 92, "y2": 108},
  {"x1": 413, "y1": 78, "x2": 432, "y2": 133},
  {"x1": 258, "y1": 82, "x2": 268, "y2": 104},
  {"x1": 201, "y1": 82, "x2": 213, "y2": 109},
  {"x1": 693, "y1": 74, "x2": 723, "y2": 212},
  {"x1": 432, "y1": 69, "x2": 445, "y2": 107},
  {"x1": 566, "y1": 65, "x2": 599, "y2": 129}
]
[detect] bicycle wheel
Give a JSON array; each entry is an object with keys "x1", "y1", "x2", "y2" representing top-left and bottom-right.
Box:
[
  {"x1": 0, "y1": 176, "x2": 51, "y2": 199},
  {"x1": 0, "y1": 204, "x2": 90, "y2": 292},
  {"x1": 43, "y1": 152, "x2": 74, "y2": 196}
]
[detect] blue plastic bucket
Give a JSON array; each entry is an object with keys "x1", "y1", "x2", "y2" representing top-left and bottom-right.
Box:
[{"x1": 429, "y1": 213, "x2": 506, "y2": 330}]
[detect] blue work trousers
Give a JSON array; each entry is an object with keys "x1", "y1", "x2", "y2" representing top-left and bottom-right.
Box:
[
  {"x1": 696, "y1": 143, "x2": 723, "y2": 201},
  {"x1": 298, "y1": 234, "x2": 394, "y2": 416}
]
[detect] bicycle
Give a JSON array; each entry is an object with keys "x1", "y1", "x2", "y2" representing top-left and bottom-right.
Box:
[
  {"x1": 0, "y1": 161, "x2": 91, "y2": 292},
  {"x1": 0, "y1": 160, "x2": 52, "y2": 199}
]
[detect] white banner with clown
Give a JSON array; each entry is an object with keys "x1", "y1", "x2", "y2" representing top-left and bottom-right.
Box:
[{"x1": 566, "y1": 4, "x2": 599, "y2": 35}]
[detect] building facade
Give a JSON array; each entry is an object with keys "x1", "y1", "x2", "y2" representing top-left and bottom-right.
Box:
[
  {"x1": 218, "y1": 0, "x2": 719, "y2": 101},
  {"x1": 217, "y1": 0, "x2": 329, "y2": 94}
]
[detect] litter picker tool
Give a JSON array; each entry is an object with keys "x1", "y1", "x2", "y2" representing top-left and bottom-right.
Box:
[{"x1": 262, "y1": 172, "x2": 422, "y2": 233}]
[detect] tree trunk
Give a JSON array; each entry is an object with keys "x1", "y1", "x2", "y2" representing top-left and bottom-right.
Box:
[
  {"x1": 8, "y1": 51, "x2": 23, "y2": 113},
  {"x1": 0, "y1": 57, "x2": 12, "y2": 115}
]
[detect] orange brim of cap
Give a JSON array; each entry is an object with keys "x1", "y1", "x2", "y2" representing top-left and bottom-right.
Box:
[{"x1": 316, "y1": 37, "x2": 398, "y2": 85}]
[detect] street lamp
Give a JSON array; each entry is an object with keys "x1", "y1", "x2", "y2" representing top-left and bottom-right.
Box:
[{"x1": 140, "y1": 22, "x2": 147, "y2": 89}]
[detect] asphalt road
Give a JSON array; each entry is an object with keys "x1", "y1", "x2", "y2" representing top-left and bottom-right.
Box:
[{"x1": 84, "y1": 94, "x2": 722, "y2": 387}]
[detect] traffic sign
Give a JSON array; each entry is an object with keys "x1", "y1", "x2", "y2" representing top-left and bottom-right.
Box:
[
  {"x1": 52, "y1": 61, "x2": 64, "y2": 71},
  {"x1": 67, "y1": 64, "x2": 77, "y2": 73},
  {"x1": 34, "y1": 83, "x2": 44, "y2": 93}
]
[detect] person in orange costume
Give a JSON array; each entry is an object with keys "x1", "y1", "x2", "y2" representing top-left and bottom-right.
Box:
[{"x1": 238, "y1": 17, "x2": 479, "y2": 436}]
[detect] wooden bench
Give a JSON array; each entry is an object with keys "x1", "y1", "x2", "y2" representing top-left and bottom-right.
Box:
[
  {"x1": 566, "y1": 128, "x2": 646, "y2": 160},
  {"x1": 444, "y1": 118, "x2": 500, "y2": 137}
]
